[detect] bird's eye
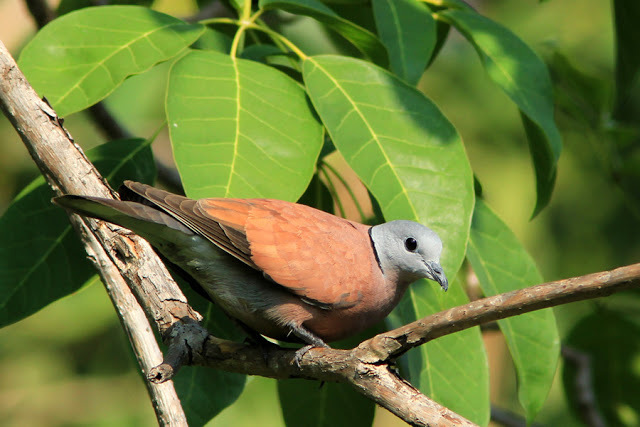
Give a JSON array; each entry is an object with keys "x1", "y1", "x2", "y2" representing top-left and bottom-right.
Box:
[{"x1": 404, "y1": 237, "x2": 418, "y2": 252}]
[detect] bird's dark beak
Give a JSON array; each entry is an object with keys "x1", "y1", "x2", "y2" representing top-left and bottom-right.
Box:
[{"x1": 426, "y1": 261, "x2": 448, "y2": 291}]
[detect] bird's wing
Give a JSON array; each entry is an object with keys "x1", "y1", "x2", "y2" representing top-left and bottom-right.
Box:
[
  {"x1": 122, "y1": 181, "x2": 258, "y2": 269},
  {"x1": 123, "y1": 182, "x2": 374, "y2": 310},
  {"x1": 205, "y1": 198, "x2": 373, "y2": 310}
]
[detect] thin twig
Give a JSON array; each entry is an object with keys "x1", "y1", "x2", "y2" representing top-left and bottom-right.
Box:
[
  {"x1": 366, "y1": 263, "x2": 640, "y2": 360},
  {"x1": 562, "y1": 346, "x2": 606, "y2": 427}
]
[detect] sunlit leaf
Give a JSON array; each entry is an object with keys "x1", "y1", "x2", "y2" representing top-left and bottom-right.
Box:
[
  {"x1": 19, "y1": 6, "x2": 204, "y2": 116},
  {"x1": 467, "y1": 199, "x2": 559, "y2": 423},
  {"x1": 57, "y1": 0, "x2": 153, "y2": 16},
  {"x1": 166, "y1": 50, "x2": 323, "y2": 200},
  {"x1": 372, "y1": 0, "x2": 435, "y2": 84},
  {"x1": 441, "y1": 9, "x2": 562, "y2": 217},
  {"x1": 303, "y1": 54, "x2": 486, "y2": 424},
  {"x1": 0, "y1": 138, "x2": 155, "y2": 328}
]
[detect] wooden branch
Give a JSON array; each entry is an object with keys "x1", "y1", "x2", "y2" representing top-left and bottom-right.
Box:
[
  {"x1": 0, "y1": 39, "x2": 195, "y2": 426},
  {"x1": 156, "y1": 263, "x2": 639, "y2": 426},
  {"x1": 363, "y1": 263, "x2": 640, "y2": 360}
]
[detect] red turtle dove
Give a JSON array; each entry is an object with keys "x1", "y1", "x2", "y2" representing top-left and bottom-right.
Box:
[{"x1": 54, "y1": 181, "x2": 448, "y2": 348}]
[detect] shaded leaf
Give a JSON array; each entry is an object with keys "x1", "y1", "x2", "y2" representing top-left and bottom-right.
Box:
[
  {"x1": 0, "y1": 138, "x2": 155, "y2": 328},
  {"x1": 372, "y1": 0, "x2": 436, "y2": 84},
  {"x1": 192, "y1": 27, "x2": 233, "y2": 53},
  {"x1": 386, "y1": 278, "x2": 489, "y2": 425},
  {"x1": 467, "y1": 199, "x2": 559, "y2": 423},
  {"x1": 613, "y1": 0, "x2": 640, "y2": 121},
  {"x1": 173, "y1": 278, "x2": 246, "y2": 426},
  {"x1": 278, "y1": 380, "x2": 375, "y2": 427},
  {"x1": 302, "y1": 55, "x2": 486, "y2": 424},
  {"x1": 259, "y1": 0, "x2": 388, "y2": 66},
  {"x1": 563, "y1": 310, "x2": 640, "y2": 426},
  {"x1": 297, "y1": 173, "x2": 334, "y2": 213},
  {"x1": 277, "y1": 325, "x2": 380, "y2": 427},
  {"x1": 166, "y1": 50, "x2": 323, "y2": 200},
  {"x1": 441, "y1": 9, "x2": 562, "y2": 216},
  {"x1": 19, "y1": 6, "x2": 204, "y2": 116}
]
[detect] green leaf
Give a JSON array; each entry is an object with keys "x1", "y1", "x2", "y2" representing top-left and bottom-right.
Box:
[
  {"x1": 613, "y1": 0, "x2": 640, "y2": 121},
  {"x1": 441, "y1": 9, "x2": 562, "y2": 217},
  {"x1": 467, "y1": 199, "x2": 559, "y2": 423},
  {"x1": 372, "y1": 0, "x2": 436, "y2": 84},
  {"x1": 259, "y1": 0, "x2": 388, "y2": 67},
  {"x1": 166, "y1": 49, "x2": 323, "y2": 200},
  {"x1": 191, "y1": 28, "x2": 233, "y2": 53},
  {"x1": 298, "y1": 173, "x2": 334, "y2": 213},
  {"x1": 0, "y1": 138, "x2": 156, "y2": 328},
  {"x1": 302, "y1": 55, "x2": 485, "y2": 424},
  {"x1": 563, "y1": 310, "x2": 640, "y2": 426},
  {"x1": 18, "y1": 6, "x2": 204, "y2": 116},
  {"x1": 57, "y1": 0, "x2": 153, "y2": 16},
  {"x1": 302, "y1": 55, "x2": 473, "y2": 276},
  {"x1": 173, "y1": 280, "x2": 246, "y2": 426},
  {"x1": 386, "y1": 278, "x2": 489, "y2": 425},
  {"x1": 278, "y1": 380, "x2": 375, "y2": 427}
]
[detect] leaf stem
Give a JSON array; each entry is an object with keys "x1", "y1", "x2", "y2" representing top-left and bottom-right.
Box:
[
  {"x1": 229, "y1": 10, "x2": 265, "y2": 58},
  {"x1": 241, "y1": 0, "x2": 252, "y2": 21},
  {"x1": 321, "y1": 161, "x2": 367, "y2": 223},
  {"x1": 245, "y1": 23, "x2": 308, "y2": 60},
  {"x1": 199, "y1": 17, "x2": 239, "y2": 26},
  {"x1": 319, "y1": 167, "x2": 346, "y2": 218}
]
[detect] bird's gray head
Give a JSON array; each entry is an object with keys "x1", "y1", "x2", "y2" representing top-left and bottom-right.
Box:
[{"x1": 369, "y1": 220, "x2": 448, "y2": 291}]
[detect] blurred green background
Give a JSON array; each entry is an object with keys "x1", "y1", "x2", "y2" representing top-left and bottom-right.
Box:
[{"x1": 1, "y1": 0, "x2": 639, "y2": 425}]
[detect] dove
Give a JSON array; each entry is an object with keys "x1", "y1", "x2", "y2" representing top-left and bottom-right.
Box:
[{"x1": 54, "y1": 181, "x2": 448, "y2": 348}]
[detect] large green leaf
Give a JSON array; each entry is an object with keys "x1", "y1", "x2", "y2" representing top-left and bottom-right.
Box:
[
  {"x1": 173, "y1": 280, "x2": 247, "y2": 426},
  {"x1": 467, "y1": 199, "x2": 559, "y2": 423},
  {"x1": 278, "y1": 380, "x2": 374, "y2": 427},
  {"x1": 0, "y1": 138, "x2": 156, "y2": 328},
  {"x1": 19, "y1": 6, "x2": 204, "y2": 116},
  {"x1": 302, "y1": 55, "x2": 473, "y2": 276},
  {"x1": 613, "y1": 0, "x2": 640, "y2": 120},
  {"x1": 259, "y1": 0, "x2": 388, "y2": 67},
  {"x1": 372, "y1": 0, "x2": 436, "y2": 85},
  {"x1": 56, "y1": 0, "x2": 153, "y2": 16},
  {"x1": 302, "y1": 55, "x2": 486, "y2": 424},
  {"x1": 166, "y1": 50, "x2": 323, "y2": 200},
  {"x1": 441, "y1": 9, "x2": 562, "y2": 217},
  {"x1": 386, "y1": 278, "x2": 489, "y2": 425}
]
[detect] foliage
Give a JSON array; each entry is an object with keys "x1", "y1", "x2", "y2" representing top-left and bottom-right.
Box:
[{"x1": 1, "y1": 0, "x2": 638, "y2": 425}]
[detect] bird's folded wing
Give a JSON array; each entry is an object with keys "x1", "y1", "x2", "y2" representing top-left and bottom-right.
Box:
[
  {"x1": 202, "y1": 198, "x2": 373, "y2": 310},
  {"x1": 122, "y1": 181, "x2": 258, "y2": 269},
  {"x1": 123, "y1": 181, "x2": 373, "y2": 310}
]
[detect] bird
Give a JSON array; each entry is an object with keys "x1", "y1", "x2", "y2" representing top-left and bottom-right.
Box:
[{"x1": 54, "y1": 181, "x2": 448, "y2": 349}]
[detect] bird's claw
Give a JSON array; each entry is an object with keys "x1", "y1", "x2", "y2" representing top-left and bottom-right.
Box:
[{"x1": 293, "y1": 344, "x2": 315, "y2": 367}]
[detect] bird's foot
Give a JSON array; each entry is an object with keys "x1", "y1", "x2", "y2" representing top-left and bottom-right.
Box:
[
  {"x1": 287, "y1": 324, "x2": 330, "y2": 367},
  {"x1": 293, "y1": 344, "x2": 315, "y2": 367}
]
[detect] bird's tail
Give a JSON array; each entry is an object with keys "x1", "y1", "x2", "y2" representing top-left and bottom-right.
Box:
[{"x1": 53, "y1": 194, "x2": 194, "y2": 238}]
